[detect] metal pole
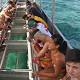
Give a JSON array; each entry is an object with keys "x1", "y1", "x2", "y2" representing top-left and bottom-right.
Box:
[
  {"x1": 40, "y1": 0, "x2": 41, "y2": 7},
  {"x1": 51, "y1": 0, "x2": 55, "y2": 23},
  {"x1": 0, "y1": 0, "x2": 2, "y2": 9}
]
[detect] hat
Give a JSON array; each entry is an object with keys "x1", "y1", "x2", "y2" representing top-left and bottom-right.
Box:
[{"x1": 28, "y1": 19, "x2": 37, "y2": 28}]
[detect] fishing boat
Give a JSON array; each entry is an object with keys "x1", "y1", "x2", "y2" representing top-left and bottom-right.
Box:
[{"x1": 0, "y1": 0, "x2": 72, "y2": 80}]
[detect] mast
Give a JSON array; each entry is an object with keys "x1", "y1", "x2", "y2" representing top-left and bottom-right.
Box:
[
  {"x1": 51, "y1": 0, "x2": 55, "y2": 22},
  {"x1": 0, "y1": 0, "x2": 2, "y2": 10}
]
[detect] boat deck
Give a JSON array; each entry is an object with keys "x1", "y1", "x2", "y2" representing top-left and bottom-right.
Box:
[{"x1": 0, "y1": 0, "x2": 35, "y2": 80}]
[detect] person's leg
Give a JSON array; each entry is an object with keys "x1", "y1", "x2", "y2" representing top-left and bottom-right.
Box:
[{"x1": 32, "y1": 68, "x2": 55, "y2": 80}]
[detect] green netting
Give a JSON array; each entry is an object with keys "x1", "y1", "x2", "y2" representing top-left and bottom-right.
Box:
[
  {"x1": 5, "y1": 52, "x2": 17, "y2": 69},
  {"x1": 4, "y1": 51, "x2": 28, "y2": 69},
  {"x1": 10, "y1": 34, "x2": 26, "y2": 40},
  {"x1": 17, "y1": 52, "x2": 28, "y2": 69}
]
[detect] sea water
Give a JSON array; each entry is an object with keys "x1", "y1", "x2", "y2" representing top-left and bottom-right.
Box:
[
  {"x1": 36, "y1": 0, "x2": 80, "y2": 49},
  {"x1": 55, "y1": 0, "x2": 80, "y2": 49}
]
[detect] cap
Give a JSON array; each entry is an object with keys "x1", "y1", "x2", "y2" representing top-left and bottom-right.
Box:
[{"x1": 28, "y1": 19, "x2": 37, "y2": 28}]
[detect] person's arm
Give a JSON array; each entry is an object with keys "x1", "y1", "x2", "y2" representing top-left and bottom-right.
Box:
[
  {"x1": 54, "y1": 58, "x2": 66, "y2": 79},
  {"x1": 36, "y1": 42, "x2": 48, "y2": 57},
  {"x1": 26, "y1": 28, "x2": 37, "y2": 32},
  {"x1": 9, "y1": 7, "x2": 15, "y2": 12},
  {"x1": 33, "y1": 71, "x2": 55, "y2": 78},
  {"x1": 33, "y1": 60, "x2": 65, "y2": 79},
  {"x1": 31, "y1": 43, "x2": 39, "y2": 55},
  {"x1": 32, "y1": 69, "x2": 56, "y2": 79},
  {"x1": 26, "y1": 28, "x2": 33, "y2": 32}
]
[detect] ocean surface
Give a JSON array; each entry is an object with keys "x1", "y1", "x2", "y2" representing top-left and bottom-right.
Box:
[{"x1": 36, "y1": 0, "x2": 80, "y2": 49}]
